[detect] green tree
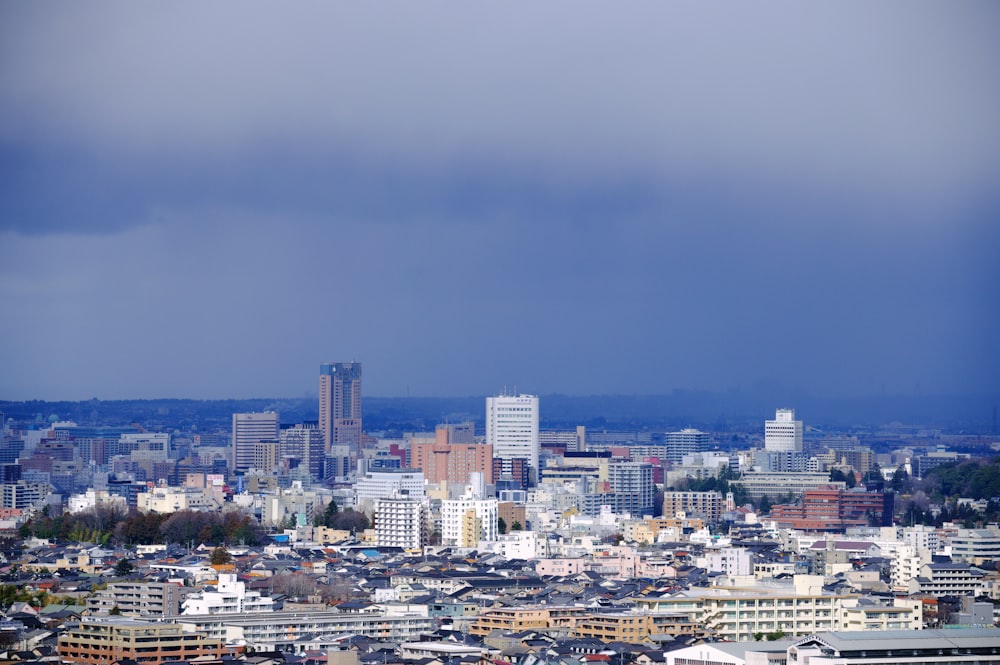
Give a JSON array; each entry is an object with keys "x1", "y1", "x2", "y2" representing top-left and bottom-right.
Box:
[
  {"x1": 511, "y1": 521, "x2": 523, "y2": 531},
  {"x1": 109, "y1": 605, "x2": 122, "y2": 615},
  {"x1": 758, "y1": 495, "x2": 772, "y2": 514},
  {"x1": 210, "y1": 546, "x2": 232, "y2": 566},
  {"x1": 114, "y1": 559, "x2": 134, "y2": 577},
  {"x1": 497, "y1": 517, "x2": 507, "y2": 535},
  {"x1": 314, "y1": 499, "x2": 338, "y2": 527},
  {"x1": 890, "y1": 465, "x2": 908, "y2": 493}
]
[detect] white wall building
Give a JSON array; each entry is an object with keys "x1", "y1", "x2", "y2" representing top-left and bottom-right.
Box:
[
  {"x1": 699, "y1": 547, "x2": 753, "y2": 577},
  {"x1": 891, "y1": 544, "x2": 932, "y2": 593},
  {"x1": 486, "y1": 394, "x2": 539, "y2": 485},
  {"x1": 949, "y1": 527, "x2": 1000, "y2": 563},
  {"x1": 67, "y1": 489, "x2": 128, "y2": 515},
  {"x1": 118, "y1": 433, "x2": 170, "y2": 460},
  {"x1": 375, "y1": 496, "x2": 428, "y2": 550},
  {"x1": 355, "y1": 468, "x2": 425, "y2": 511},
  {"x1": 903, "y1": 524, "x2": 940, "y2": 553},
  {"x1": 442, "y1": 489, "x2": 498, "y2": 547},
  {"x1": 665, "y1": 428, "x2": 711, "y2": 464},
  {"x1": 181, "y1": 573, "x2": 276, "y2": 615},
  {"x1": 765, "y1": 408, "x2": 803, "y2": 453}
]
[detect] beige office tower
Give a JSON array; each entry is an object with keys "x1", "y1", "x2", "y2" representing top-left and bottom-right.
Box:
[{"x1": 319, "y1": 362, "x2": 362, "y2": 453}]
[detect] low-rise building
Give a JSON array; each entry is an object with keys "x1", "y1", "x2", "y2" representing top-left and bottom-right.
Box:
[
  {"x1": 949, "y1": 527, "x2": 1000, "y2": 563},
  {"x1": 136, "y1": 486, "x2": 221, "y2": 513},
  {"x1": 181, "y1": 573, "x2": 276, "y2": 615},
  {"x1": 58, "y1": 618, "x2": 226, "y2": 665},
  {"x1": 87, "y1": 581, "x2": 184, "y2": 617},
  {"x1": 907, "y1": 562, "x2": 987, "y2": 596}
]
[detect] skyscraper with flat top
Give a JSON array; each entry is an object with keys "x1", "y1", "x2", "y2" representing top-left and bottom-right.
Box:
[
  {"x1": 232, "y1": 412, "x2": 279, "y2": 474},
  {"x1": 319, "y1": 362, "x2": 362, "y2": 453},
  {"x1": 765, "y1": 408, "x2": 803, "y2": 453},
  {"x1": 486, "y1": 393, "x2": 539, "y2": 486}
]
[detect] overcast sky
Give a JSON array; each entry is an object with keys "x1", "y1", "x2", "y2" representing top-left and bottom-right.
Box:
[{"x1": 1, "y1": 2, "x2": 998, "y2": 401}]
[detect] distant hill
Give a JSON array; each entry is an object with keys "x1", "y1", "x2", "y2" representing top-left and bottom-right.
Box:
[{"x1": 2, "y1": 390, "x2": 997, "y2": 434}]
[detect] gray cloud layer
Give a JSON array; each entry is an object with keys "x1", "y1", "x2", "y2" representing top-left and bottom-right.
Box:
[{"x1": 1, "y1": 2, "x2": 998, "y2": 401}]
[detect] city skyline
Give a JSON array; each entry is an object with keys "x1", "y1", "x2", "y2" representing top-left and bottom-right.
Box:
[{"x1": 1, "y1": 3, "x2": 998, "y2": 403}]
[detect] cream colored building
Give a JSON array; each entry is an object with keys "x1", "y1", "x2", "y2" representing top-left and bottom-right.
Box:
[
  {"x1": 137, "y1": 486, "x2": 222, "y2": 513},
  {"x1": 634, "y1": 576, "x2": 921, "y2": 641}
]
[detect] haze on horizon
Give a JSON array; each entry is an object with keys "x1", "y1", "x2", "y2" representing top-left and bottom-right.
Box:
[{"x1": 1, "y1": 3, "x2": 998, "y2": 403}]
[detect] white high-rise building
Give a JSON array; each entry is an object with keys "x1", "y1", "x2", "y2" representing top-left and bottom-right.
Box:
[
  {"x1": 375, "y1": 496, "x2": 428, "y2": 550},
  {"x1": 354, "y1": 467, "x2": 425, "y2": 511},
  {"x1": 664, "y1": 428, "x2": 711, "y2": 464},
  {"x1": 441, "y1": 487, "x2": 498, "y2": 547},
  {"x1": 486, "y1": 394, "x2": 539, "y2": 485},
  {"x1": 232, "y1": 412, "x2": 279, "y2": 474},
  {"x1": 764, "y1": 408, "x2": 802, "y2": 453}
]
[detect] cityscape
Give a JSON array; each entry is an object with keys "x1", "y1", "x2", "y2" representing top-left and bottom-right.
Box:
[
  {"x1": 0, "y1": 361, "x2": 999, "y2": 664},
  {"x1": 3, "y1": 3, "x2": 1000, "y2": 665}
]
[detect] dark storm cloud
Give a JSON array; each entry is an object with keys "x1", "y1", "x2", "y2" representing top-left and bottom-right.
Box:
[
  {"x1": 2, "y1": 2, "x2": 998, "y2": 235},
  {"x1": 1, "y1": 2, "x2": 998, "y2": 401}
]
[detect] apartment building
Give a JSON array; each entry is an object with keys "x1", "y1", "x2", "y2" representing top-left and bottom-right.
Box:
[
  {"x1": 949, "y1": 528, "x2": 1000, "y2": 563},
  {"x1": 635, "y1": 577, "x2": 920, "y2": 642},
  {"x1": 907, "y1": 562, "x2": 986, "y2": 596},
  {"x1": 375, "y1": 496, "x2": 428, "y2": 550},
  {"x1": 58, "y1": 618, "x2": 226, "y2": 665},
  {"x1": 660, "y1": 491, "x2": 723, "y2": 521},
  {"x1": 178, "y1": 609, "x2": 434, "y2": 648},
  {"x1": 770, "y1": 486, "x2": 894, "y2": 531},
  {"x1": 181, "y1": 573, "x2": 276, "y2": 615},
  {"x1": 86, "y1": 581, "x2": 184, "y2": 617},
  {"x1": 571, "y1": 612, "x2": 703, "y2": 642}
]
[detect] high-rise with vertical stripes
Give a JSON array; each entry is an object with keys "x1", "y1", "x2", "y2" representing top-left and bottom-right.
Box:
[
  {"x1": 231, "y1": 411, "x2": 279, "y2": 474},
  {"x1": 318, "y1": 362, "x2": 362, "y2": 453}
]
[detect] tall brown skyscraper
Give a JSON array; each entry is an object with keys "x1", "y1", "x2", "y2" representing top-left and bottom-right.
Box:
[{"x1": 319, "y1": 362, "x2": 362, "y2": 453}]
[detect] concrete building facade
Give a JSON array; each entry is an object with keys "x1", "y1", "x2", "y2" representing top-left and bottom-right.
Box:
[
  {"x1": 318, "y1": 362, "x2": 362, "y2": 453},
  {"x1": 486, "y1": 394, "x2": 539, "y2": 485}
]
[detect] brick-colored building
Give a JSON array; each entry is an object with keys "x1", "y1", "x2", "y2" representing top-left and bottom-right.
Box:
[
  {"x1": 660, "y1": 491, "x2": 723, "y2": 521},
  {"x1": 58, "y1": 618, "x2": 226, "y2": 665},
  {"x1": 411, "y1": 428, "x2": 493, "y2": 486},
  {"x1": 770, "y1": 486, "x2": 894, "y2": 532},
  {"x1": 498, "y1": 501, "x2": 526, "y2": 531}
]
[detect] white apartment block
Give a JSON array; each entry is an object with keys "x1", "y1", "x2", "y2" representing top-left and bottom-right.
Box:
[
  {"x1": 949, "y1": 527, "x2": 1000, "y2": 563},
  {"x1": 903, "y1": 524, "x2": 941, "y2": 553},
  {"x1": 907, "y1": 562, "x2": 987, "y2": 596},
  {"x1": 67, "y1": 489, "x2": 127, "y2": 514},
  {"x1": 181, "y1": 573, "x2": 276, "y2": 615},
  {"x1": 178, "y1": 608, "x2": 434, "y2": 648},
  {"x1": 891, "y1": 544, "x2": 932, "y2": 593},
  {"x1": 375, "y1": 497, "x2": 428, "y2": 550},
  {"x1": 765, "y1": 408, "x2": 803, "y2": 453},
  {"x1": 486, "y1": 394, "x2": 539, "y2": 484},
  {"x1": 637, "y1": 582, "x2": 920, "y2": 642},
  {"x1": 259, "y1": 484, "x2": 334, "y2": 528},
  {"x1": 355, "y1": 468, "x2": 425, "y2": 511},
  {"x1": 442, "y1": 493, "x2": 498, "y2": 547},
  {"x1": 699, "y1": 547, "x2": 753, "y2": 577}
]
